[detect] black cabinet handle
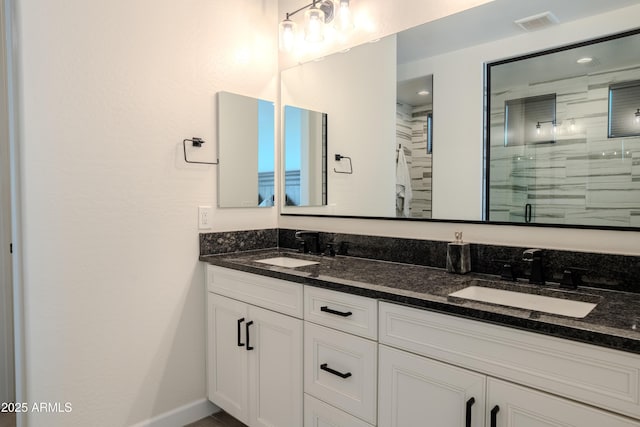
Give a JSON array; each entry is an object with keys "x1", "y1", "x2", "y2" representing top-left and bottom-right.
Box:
[
  {"x1": 320, "y1": 306, "x2": 353, "y2": 317},
  {"x1": 320, "y1": 363, "x2": 352, "y2": 379},
  {"x1": 245, "y1": 321, "x2": 254, "y2": 351},
  {"x1": 525, "y1": 203, "x2": 532, "y2": 223},
  {"x1": 490, "y1": 405, "x2": 500, "y2": 427},
  {"x1": 465, "y1": 397, "x2": 475, "y2": 427},
  {"x1": 237, "y1": 318, "x2": 245, "y2": 347}
]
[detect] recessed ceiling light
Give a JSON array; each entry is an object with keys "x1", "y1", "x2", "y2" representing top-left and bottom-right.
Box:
[
  {"x1": 577, "y1": 57, "x2": 593, "y2": 64},
  {"x1": 417, "y1": 90, "x2": 430, "y2": 96}
]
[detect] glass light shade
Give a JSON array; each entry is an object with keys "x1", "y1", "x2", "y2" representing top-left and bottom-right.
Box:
[
  {"x1": 335, "y1": 0, "x2": 354, "y2": 32},
  {"x1": 635, "y1": 109, "x2": 640, "y2": 123},
  {"x1": 304, "y1": 6, "x2": 325, "y2": 43},
  {"x1": 279, "y1": 19, "x2": 297, "y2": 52}
]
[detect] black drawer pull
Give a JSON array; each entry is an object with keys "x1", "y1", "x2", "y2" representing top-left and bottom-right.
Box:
[
  {"x1": 320, "y1": 306, "x2": 353, "y2": 317},
  {"x1": 490, "y1": 405, "x2": 500, "y2": 427},
  {"x1": 465, "y1": 397, "x2": 475, "y2": 427},
  {"x1": 320, "y1": 363, "x2": 352, "y2": 379},
  {"x1": 237, "y1": 318, "x2": 245, "y2": 347},
  {"x1": 246, "y1": 320, "x2": 254, "y2": 351}
]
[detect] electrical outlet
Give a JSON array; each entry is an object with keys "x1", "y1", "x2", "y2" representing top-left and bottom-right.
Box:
[{"x1": 198, "y1": 206, "x2": 213, "y2": 229}]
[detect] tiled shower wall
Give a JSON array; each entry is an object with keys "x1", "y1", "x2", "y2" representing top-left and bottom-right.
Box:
[
  {"x1": 489, "y1": 65, "x2": 640, "y2": 227},
  {"x1": 396, "y1": 103, "x2": 433, "y2": 218}
]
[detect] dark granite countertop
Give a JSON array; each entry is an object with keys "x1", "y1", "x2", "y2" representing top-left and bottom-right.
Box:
[{"x1": 200, "y1": 248, "x2": 640, "y2": 355}]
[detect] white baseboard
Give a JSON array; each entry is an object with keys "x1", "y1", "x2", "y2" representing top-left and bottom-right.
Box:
[{"x1": 130, "y1": 399, "x2": 219, "y2": 427}]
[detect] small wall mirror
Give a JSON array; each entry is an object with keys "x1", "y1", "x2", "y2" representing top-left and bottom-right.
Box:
[
  {"x1": 486, "y1": 29, "x2": 640, "y2": 228},
  {"x1": 283, "y1": 105, "x2": 327, "y2": 207},
  {"x1": 217, "y1": 92, "x2": 275, "y2": 208}
]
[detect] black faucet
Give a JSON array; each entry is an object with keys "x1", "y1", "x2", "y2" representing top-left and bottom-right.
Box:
[
  {"x1": 295, "y1": 230, "x2": 321, "y2": 255},
  {"x1": 522, "y1": 249, "x2": 544, "y2": 285}
]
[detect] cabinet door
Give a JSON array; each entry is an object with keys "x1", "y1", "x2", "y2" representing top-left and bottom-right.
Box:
[
  {"x1": 207, "y1": 293, "x2": 249, "y2": 424},
  {"x1": 248, "y1": 305, "x2": 303, "y2": 427},
  {"x1": 487, "y1": 378, "x2": 640, "y2": 427},
  {"x1": 378, "y1": 345, "x2": 485, "y2": 427}
]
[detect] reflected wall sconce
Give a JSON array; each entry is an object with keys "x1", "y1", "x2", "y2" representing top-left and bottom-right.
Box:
[
  {"x1": 635, "y1": 108, "x2": 640, "y2": 124},
  {"x1": 536, "y1": 120, "x2": 556, "y2": 135},
  {"x1": 279, "y1": 0, "x2": 354, "y2": 53}
]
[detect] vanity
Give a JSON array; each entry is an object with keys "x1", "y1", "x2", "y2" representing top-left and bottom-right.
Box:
[{"x1": 201, "y1": 249, "x2": 640, "y2": 427}]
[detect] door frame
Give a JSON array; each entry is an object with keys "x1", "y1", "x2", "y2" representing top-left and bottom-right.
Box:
[{"x1": 2, "y1": 0, "x2": 26, "y2": 424}]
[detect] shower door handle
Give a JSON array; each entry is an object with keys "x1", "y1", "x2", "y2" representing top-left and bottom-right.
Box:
[{"x1": 525, "y1": 203, "x2": 532, "y2": 223}]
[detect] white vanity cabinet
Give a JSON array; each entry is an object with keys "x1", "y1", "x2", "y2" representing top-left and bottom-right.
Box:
[
  {"x1": 379, "y1": 301, "x2": 640, "y2": 427},
  {"x1": 206, "y1": 266, "x2": 303, "y2": 427}
]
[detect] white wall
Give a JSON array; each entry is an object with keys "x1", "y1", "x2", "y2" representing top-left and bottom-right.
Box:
[
  {"x1": 14, "y1": 0, "x2": 277, "y2": 426},
  {"x1": 279, "y1": 3, "x2": 640, "y2": 256}
]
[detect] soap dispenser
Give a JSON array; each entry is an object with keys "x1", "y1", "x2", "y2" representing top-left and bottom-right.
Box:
[{"x1": 446, "y1": 232, "x2": 471, "y2": 274}]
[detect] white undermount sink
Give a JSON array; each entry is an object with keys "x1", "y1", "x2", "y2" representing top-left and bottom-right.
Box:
[
  {"x1": 255, "y1": 256, "x2": 319, "y2": 268},
  {"x1": 449, "y1": 286, "x2": 597, "y2": 318}
]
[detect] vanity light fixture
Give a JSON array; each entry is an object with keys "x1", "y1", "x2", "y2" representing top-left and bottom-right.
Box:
[
  {"x1": 334, "y1": 0, "x2": 355, "y2": 32},
  {"x1": 536, "y1": 120, "x2": 556, "y2": 135},
  {"x1": 417, "y1": 90, "x2": 430, "y2": 96},
  {"x1": 576, "y1": 57, "x2": 593, "y2": 64},
  {"x1": 635, "y1": 108, "x2": 640, "y2": 124},
  {"x1": 304, "y1": 2, "x2": 326, "y2": 42},
  {"x1": 279, "y1": 17, "x2": 297, "y2": 52},
  {"x1": 279, "y1": 0, "x2": 355, "y2": 53}
]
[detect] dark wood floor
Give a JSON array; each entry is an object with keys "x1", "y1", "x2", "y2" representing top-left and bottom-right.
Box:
[
  {"x1": 0, "y1": 412, "x2": 15, "y2": 427},
  {"x1": 0, "y1": 408, "x2": 243, "y2": 427},
  {"x1": 185, "y1": 411, "x2": 247, "y2": 427}
]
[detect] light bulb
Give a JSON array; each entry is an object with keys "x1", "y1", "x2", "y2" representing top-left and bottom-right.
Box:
[
  {"x1": 335, "y1": 0, "x2": 354, "y2": 32},
  {"x1": 304, "y1": 5, "x2": 325, "y2": 43},
  {"x1": 279, "y1": 18, "x2": 297, "y2": 52}
]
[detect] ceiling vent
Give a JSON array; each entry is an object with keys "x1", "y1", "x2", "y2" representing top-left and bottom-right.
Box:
[{"x1": 514, "y1": 11, "x2": 559, "y2": 32}]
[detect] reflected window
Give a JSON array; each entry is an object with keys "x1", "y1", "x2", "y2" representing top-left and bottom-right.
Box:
[{"x1": 608, "y1": 80, "x2": 640, "y2": 138}]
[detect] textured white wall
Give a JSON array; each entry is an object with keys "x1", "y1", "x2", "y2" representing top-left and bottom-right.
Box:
[
  {"x1": 15, "y1": 0, "x2": 277, "y2": 425},
  {"x1": 279, "y1": 2, "x2": 640, "y2": 255}
]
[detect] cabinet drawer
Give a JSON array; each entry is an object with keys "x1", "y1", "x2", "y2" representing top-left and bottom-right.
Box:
[
  {"x1": 304, "y1": 286, "x2": 377, "y2": 339},
  {"x1": 304, "y1": 394, "x2": 374, "y2": 427},
  {"x1": 304, "y1": 322, "x2": 377, "y2": 424},
  {"x1": 207, "y1": 266, "x2": 303, "y2": 318},
  {"x1": 379, "y1": 301, "x2": 640, "y2": 420}
]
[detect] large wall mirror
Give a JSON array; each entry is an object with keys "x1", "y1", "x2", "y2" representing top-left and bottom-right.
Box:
[
  {"x1": 218, "y1": 92, "x2": 275, "y2": 208},
  {"x1": 487, "y1": 29, "x2": 640, "y2": 228},
  {"x1": 279, "y1": 0, "x2": 640, "y2": 228}
]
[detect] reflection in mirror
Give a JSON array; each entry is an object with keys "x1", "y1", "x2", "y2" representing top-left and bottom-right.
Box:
[
  {"x1": 283, "y1": 105, "x2": 327, "y2": 207},
  {"x1": 396, "y1": 74, "x2": 433, "y2": 218},
  {"x1": 218, "y1": 92, "x2": 274, "y2": 208},
  {"x1": 487, "y1": 29, "x2": 640, "y2": 228}
]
